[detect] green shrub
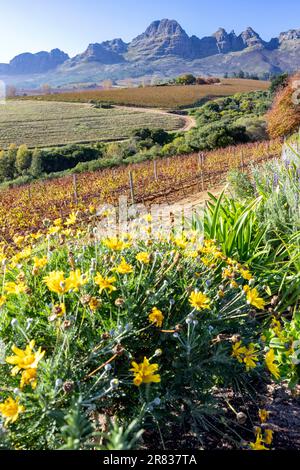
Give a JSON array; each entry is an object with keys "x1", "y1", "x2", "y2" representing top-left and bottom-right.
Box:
[{"x1": 227, "y1": 169, "x2": 256, "y2": 200}]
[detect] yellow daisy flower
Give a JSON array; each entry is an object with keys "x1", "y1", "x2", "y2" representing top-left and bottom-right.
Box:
[
  {"x1": 136, "y1": 252, "x2": 150, "y2": 264},
  {"x1": 114, "y1": 258, "x2": 133, "y2": 275},
  {"x1": 130, "y1": 357, "x2": 160, "y2": 387},
  {"x1": 148, "y1": 307, "x2": 164, "y2": 328},
  {"x1": 265, "y1": 349, "x2": 280, "y2": 379},
  {"x1": 0, "y1": 397, "x2": 25, "y2": 426},
  {"x1": 94, "y1": 273, "x2": 117, "y2": 294},
  {"x1": 189, "y1": 291, "x2": 211, "y2": 311},
  {"x1": 6, "y1": 340, "x2": 45, "y2": 376}
]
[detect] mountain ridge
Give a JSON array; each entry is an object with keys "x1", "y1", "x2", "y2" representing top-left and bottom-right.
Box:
[{"x1": 1, "y1": 19, "x2": 300, "y2": 87}]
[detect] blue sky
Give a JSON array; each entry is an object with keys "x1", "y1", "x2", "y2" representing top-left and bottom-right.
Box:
[{"x1": 1, "y1": 0, "x2": 300, "y2": 62}]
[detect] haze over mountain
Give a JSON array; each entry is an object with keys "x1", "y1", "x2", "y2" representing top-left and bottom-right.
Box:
[{"x1": 1, "y1": 19, "x2": 300, "y2": 88}]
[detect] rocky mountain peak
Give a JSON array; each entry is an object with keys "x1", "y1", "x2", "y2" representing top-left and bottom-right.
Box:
[
  {"x1": 143, "y1": 19, "x2": 187, "y2": 38},
  {"x1": 9, "y1": 48, "x2": 69, "y2": 74},
  {"x1": 72, "y1": 42, "x2": 125, "y2": 65},
  {"x1": 212, "y1": 28, "x2": 241, "y2": 53},
  {"x1": 101, "y1": 38, "x2": 128, "y2": 54},
  {"x1": 240, "y1": 27, "x2": 264, "y2": 47},
  {"x1": 279, "y1": 29, "x2": 300, "y2": 42},
  {"x1": 213, "y1": 28, "x2": 228, "y2": 39},
  {"x1": 128, "y1": 18, "x2": 192, "y2": 60}
]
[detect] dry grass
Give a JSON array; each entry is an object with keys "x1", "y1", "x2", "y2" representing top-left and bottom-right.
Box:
[{"x1": 24, "y1": 79, "x2": 270, "y2": 109}]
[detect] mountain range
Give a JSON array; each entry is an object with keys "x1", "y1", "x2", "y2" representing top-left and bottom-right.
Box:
[{"x1": 1, "y1": 19, "x2": 300, "y2": 88}]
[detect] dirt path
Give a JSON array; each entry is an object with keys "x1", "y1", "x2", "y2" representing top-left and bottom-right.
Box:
[
  {"x1": 160, "y1": 184, "x2": 225, "y2": 216},
  {"x1": 179, "y1": 114, "x2": 197, "y2": 131},
  {"x1": 114, "y1": 105, "x2": 197, "y2": 133}
]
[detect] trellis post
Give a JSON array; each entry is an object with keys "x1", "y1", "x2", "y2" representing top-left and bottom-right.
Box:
[
  {"x1": 198, "y1": 152, "x2": 205, "y2": 192},
  {"x1": 129, "y1": 171, "x2": 135, "y2": 204},
  {"x1": 73, "y1": 174, "x2": 78, "y2": 203},
  {"x1": 153, "y1": 160, "x2": 158, "y2": 181}
]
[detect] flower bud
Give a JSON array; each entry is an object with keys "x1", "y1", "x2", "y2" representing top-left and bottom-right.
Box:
[
  {"x1": 26, "y1": 318, "x2": 33, "y2": 331},
  {"x1": 101, "y1": 332, "x2": 111, "y2": 340},
  {"x1": 154, "y1": 349, "x2": 163, "y2": 357},
  {"x1": 271, "y1": 296, "x2": 280, "y2": 306},
  {"x1": 80, "y1": 294, "x2": 92, "y2": 305},
  {"x1": 115, "y1": 298, "x2": 125, "y2": 307},
  {"x1": 55, "y1": 379, "x2": 63, "y2": 389},
  {"x1": 236, "y1": 412, "x2": 247, "y2": 425},
  {"x1": 113, "y1": 344, "x2": 125, "y2": 356},
  {"x1": 110, "y1": 379, "x2": 119, "y2": 390},
  {"x1": 63, "y1": 380, "x2": 75, "y2": 393},
  {"x1": 11, "y1": 318, "x2": 18, "y2": 328},
  {"x1": 62, "y1": 320, "x2": 72, "y2": 330}
]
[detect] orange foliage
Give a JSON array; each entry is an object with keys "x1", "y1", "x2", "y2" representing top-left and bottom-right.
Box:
[
  {"x1": 267, "y1": 73, "x2": 300, "y2": 138},
  {"x1": 22, "y1": 79, "x2": 270, "y2": 109}
]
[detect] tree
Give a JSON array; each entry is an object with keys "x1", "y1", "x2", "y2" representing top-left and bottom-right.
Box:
[
  {"x1": 206, "y1": 77, "x2": 221, "y2": 84},
  {"x1": 196, "y1": 77, "x2": 207, "y2": 85},
  {"x1": 0, "y1": 150, "x2": 11, "y2": 182},
  {"x1": 30, "y1": 148, "x2": 43, "y2": 177},
  {"x1": 0, "y1": 145, "x2": 19, "y2": 181},
  {"x1": 131, "y1": 128, "x2": 152, "y2": 141},
  {"x1": 6, "y1": 144, "x2": 17, "y2": 179},
  {"x1": 16, "y1": 144, "x2": 32, "y2": 175},
  {"x1": 176, "y1": 74, "x2": 196, "y2": 85},
  {"x1": 150, "y1": 129, "x2": 170, "y2": 146},
  {"x1": 270, "y1": 73, "x2": 289, "y2": 95}
]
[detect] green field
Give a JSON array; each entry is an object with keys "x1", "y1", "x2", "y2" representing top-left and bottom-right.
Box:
[{"x1": 0, "y1": 100, "x2": 184, "y2": 148}]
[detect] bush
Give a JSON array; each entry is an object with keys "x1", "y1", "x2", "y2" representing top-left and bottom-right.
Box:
[
  {"x1": 131, "y1": 128, "x2": 172, "y2": 149},
  {"x1": 30, "y1": 148, "x2": 43, "y2": 178},
  {"x1": 227, "y1": 169, "x2": 256, "y2": 200},
  {"x1": 187, "y1": 122, "x2": 249, "y2": 151},
  {"x1": 183, "y1": 91, "x2": 271, "y2": 152},
  {"x1": 267, "y1": 72, "x2": 300, "y2": 138},
  {"x1": 235, "y1": 116, "x2": 268, "y2": 141},
  {"x1": 175, "y1": 74, "x2": 197, "y2": 85},
  {"x1": 269, "y1": 73, "x2": 289, "y2": 95},
  {"x1": 41, "y1": 145, "x2": 101, "y2": 173}
]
